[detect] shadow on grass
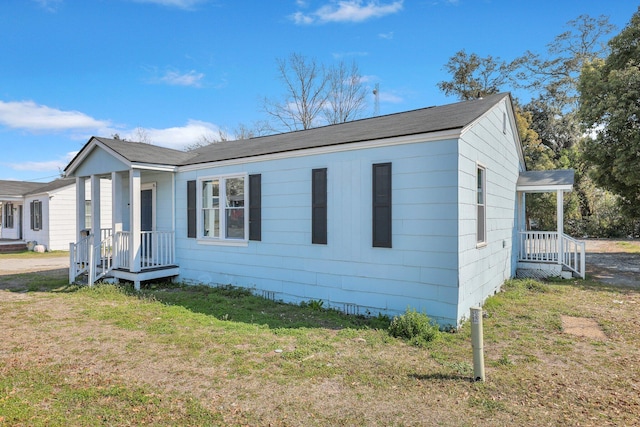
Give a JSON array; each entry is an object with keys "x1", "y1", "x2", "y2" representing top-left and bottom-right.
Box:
[
  {"x1": 137, "y1": 282, "x2": 392, "y2": 331},
  {"x1": 1, "y1": 269, "x2": 391, "y2": 331},
  {"x1": 409, "y1": 372, "x2": 473, "y2": 382},
  {"x1": 0, "y1": 269, "x2": 77, "y2": 293}
]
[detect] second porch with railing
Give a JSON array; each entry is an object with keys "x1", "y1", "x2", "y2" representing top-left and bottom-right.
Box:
[
  {"x1": 517, "y1": 231, "x2": 585, "y2": 279},
  {"x1": 516, "y1": 170, "x2": 586, "y2": 280},
  {"x1": 70, "y1": 229, "x2": 179, "y2": 289}
]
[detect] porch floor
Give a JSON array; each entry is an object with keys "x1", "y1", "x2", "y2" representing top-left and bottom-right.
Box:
[{"x1": 110, "y1": 265, "x2": 180, "y2": 289}]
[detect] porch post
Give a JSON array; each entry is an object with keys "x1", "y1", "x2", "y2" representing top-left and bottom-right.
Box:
[
  {"x1": 129, "y1": 169, "x2": 142, "y2": 280},
  {"x1": 557, "y1": 190, "x2": 564, "y2": 265},
  {"x1": 75, "y1": 177, "x2": 86, "y2": 242},
  {"x1": 111, "y1": 172, "x2": 123, "y2": 234},
  {"x1": 112, "y1": 172, "x2": 123, "y2": 269},
  {"x1": 91, "y1": 175, "x2": 101, "y2": 244}
]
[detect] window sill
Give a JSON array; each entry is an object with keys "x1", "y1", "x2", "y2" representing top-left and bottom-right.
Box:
[
  {"x1": 476, "y1": 242, "x2": 487, "y2": 249},
  {"x1": 196, "y1": 238, "x2": 248, "y2": 247}
]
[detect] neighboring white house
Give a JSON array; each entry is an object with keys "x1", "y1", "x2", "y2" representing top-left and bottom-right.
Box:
[
  {"x1": 63, "y1": 93, "x2": 584, "y2": 327},
  {"x1": 0, "y1": 178, "x2": 112, "y2": 251}
]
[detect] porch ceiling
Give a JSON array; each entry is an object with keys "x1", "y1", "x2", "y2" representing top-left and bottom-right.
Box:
[{"x1": 517, "y1": 169, "x2": 574, "y2": 193}]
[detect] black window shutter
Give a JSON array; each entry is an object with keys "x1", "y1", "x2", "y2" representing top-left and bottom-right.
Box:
[
  {"x1": 30, "y1": 201, "x2": 35, "y2": 230},
  {"x1": 187, "y1": 180, "x2": 196, "y2": 238},
  {"x1": 249, "y1": 174, "x2": 262, "y2": 241},
  {"x1": 312, "y1": 168, "x2": 327, "y2": 244},
  {"x1": 372, "y1": 163, "x2": 392, "y2": 248}
]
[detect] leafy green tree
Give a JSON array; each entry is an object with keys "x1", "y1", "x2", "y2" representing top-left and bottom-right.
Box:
[
  {"x1": 578, "y1": 7, "x2": 640, "y2": 223},
  {"x1": 437, "y1": 50, "x2": 520, "y2": 100}
]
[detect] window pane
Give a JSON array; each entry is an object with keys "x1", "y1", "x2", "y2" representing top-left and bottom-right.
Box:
[
  {"x1": 477, "y1": 166, "x2": 486, "y2": 243},
  {"x1": 226, "y1": 177, "x2": 245, "y2": 208},
  {"x1": 226, "y1": 208, "x2": 245, "y2": 239},
  {"x1": 477, "y1": 168, "x2": 484, "y2": 204},
  {"x1": 225, "y1": 177, "x2": 245, "y2": 239},
  {"x1": 202, "y1": 180, "x2": 219, "y2": 209},
  {"x1": 203, "y1": 209, "x2": 219, "y2": 237}
]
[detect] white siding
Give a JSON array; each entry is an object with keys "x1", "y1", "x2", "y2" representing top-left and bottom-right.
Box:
[
  {"x1": 19, "y1": 179, "x2": 113, "y2": 251},
  {"x1": 176, "y1": 138, "x2": 462, "y2": 325},
  {"x1": 457, "y1": 99, "x2": 522, "y2": 322},
  {"x1": 48, "y1": 185, "x2": 78, "y2": 251}
]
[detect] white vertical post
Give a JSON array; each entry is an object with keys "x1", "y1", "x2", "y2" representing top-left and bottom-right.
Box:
[
  {"x1": 112, "y1": 172, "x2": 123, "y2": 268},
  {"x1": 75, "y1": 177, "x2": 86, "y2": 242},
  {"x1": 129, "y1": 169, "x2": 141, "y2": 281},
  {"x1": 557, "y1": 190, "x2": 564, "y2": 265},
  {"x1": 91, "y1": 175, "x2": 101, "y2": 265},
  {"x1": 470, "y1": 306, "x2": 485, "y2": 382}
]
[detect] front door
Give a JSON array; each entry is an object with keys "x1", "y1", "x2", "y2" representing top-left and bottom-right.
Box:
[{"x1": 141, "y1": 188, "x2": 154, "y2": 258}]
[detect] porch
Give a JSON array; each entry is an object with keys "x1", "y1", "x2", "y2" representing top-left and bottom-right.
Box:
[
  {"x1": 516, "y1": 170, "x2": 586, "y2": 279},
  {"x1": 67, "y1": 163, "x2": 180, "y2": 289},
  {"x1": 70, "y1": 228, "x2": 179, "y2": 288}
]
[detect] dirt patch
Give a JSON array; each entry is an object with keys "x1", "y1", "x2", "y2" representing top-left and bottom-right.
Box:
[
  {"x1": 584, "y1": 239, "x2": 640, "y2": 287},
  {"x1": 561, "y1": 315, "x2": 607, "y2": 340},
  {"x1": 0, "y1": 255, "x2": 69, "y2": 275},
  {"x1": 0, "y1": 255, "x2": 69, "y2": 290}
]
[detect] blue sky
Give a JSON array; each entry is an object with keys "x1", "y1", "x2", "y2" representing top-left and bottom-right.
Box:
[{"x1": 0, "y1": 0, "x2": 637, "y2": 182}]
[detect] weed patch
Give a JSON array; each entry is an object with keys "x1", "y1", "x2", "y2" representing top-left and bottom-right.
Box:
[{"x1": 388, "y1": 307, "x2": 441, "y2": 347}]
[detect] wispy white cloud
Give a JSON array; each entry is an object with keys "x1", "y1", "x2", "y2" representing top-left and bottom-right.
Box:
[
  {"x1": 378, "y1": 31, "x2": 394, "y2": 39},
  {"x1": 129, "y1": 0, "x2": 206, "y2": 10},
  {"x1": 160, "y1": 70, "x2": 205, "y2": 87},
  {"x1": 0, "y1": 100, "x2": 110, "y2": 132},
  {"x1": 291, "y1": 0, "x2": 403, "y2": 25},
  {"x1": 33, "y1": 0, "x2": 63, "y2": 12},
  {"x1": 121, "y1": 120, "x2": 220, "y2": 150},
  {"x1": 9, "y1": 151, "x2": 77, "y2": 173}
]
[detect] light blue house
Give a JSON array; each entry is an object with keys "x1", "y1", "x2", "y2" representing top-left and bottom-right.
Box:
[{"x1": 64, "y1": 93, "x2": 583, "y2": 327}]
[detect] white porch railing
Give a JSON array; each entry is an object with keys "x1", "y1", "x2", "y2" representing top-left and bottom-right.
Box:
[
  {"x1": 518, "y1": 231, "x2": 585, "y2": 279},
  {"x1": 70, "y1": 230, "x2": 176, "y2": 285},
  {"x1": 561, "y1": 234, "x2": 586, "y2": 279},
  {"x1": 116, "y1": 231, "x2": 175, "y2": 270},
  {"x1": 69, "y1": 234, "x2": 92, "y2": 283}
]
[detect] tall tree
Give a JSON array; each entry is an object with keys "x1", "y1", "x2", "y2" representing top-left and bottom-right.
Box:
[
  {"x1": 515, "y1": 15, "x2": 615, "y2": 157},
  {"x1": 323, "y1": 60, "x2": 368, "y2": 125},
  {"x1": 578, "y1": 7, "x2": 640, "y2": 221},
  {"x1": 437, "y1": 50, "x2": 520, "y2": 100},
  {"x1": 262, "y1": 53, "x2": 368, "y2": 131},
  {"x1": 516, "y1": 14, "x2": 615, "y2": 108},
  {"x1": 263, "y1": 53, "x2": 328, "y2": 131}
]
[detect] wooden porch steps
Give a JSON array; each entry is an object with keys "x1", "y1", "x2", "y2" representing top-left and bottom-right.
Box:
[{"x1": 0, "y1": 242, "x2": 28, "y2": 253}]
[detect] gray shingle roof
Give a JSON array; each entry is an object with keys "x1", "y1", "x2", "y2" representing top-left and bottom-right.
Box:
[
  {"x1": 517, "y1": 170, "x2": 575, "y2": 188},
  {"x1": 0, "y1": 178, "x2": 75, "y2": 198},
  {"x1": 24, "y1": 178, "x2": 76, "y2": 196},
  {"x1": 0, "y1": 180, "x2": 46, "y2": 198},
  {"x1": 67, "y1": 93, "x2": 511, "y2": 172},
  {"x1": 92, "y1": 137, "x2": 196, "y2": 165},
  {"x1": 65, "y1": 93, "x2": 509, "y2": 171},
  {"x1": 185, "y1": 93, "x2": 511, "y2": 165}
]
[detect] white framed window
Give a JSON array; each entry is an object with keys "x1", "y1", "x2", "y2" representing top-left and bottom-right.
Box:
[
  {"x1": 3, "y1": 202, "x2": 14, "y2": 228},
  {"x1": 198, "y1": 174, "x2": 247, "y2": 242},
  {"x1": 476, "y1": 164, "x2": 486, "y2": 246},
  {"x1": 30, "y1": 200, "x2": 42, "y2": 231}
]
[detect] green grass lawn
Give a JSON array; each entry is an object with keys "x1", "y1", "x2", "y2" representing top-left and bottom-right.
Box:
[{"x1": 0, "y1": 272, "x2": 638, "y2": 426}]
